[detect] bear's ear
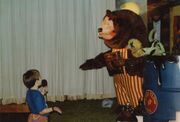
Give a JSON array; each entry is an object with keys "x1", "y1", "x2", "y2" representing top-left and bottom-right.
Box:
[{"x1": 106, "y1": 9, "x2": 112, "y2": 15}]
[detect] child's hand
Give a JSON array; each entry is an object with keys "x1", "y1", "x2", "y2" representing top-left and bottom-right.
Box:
[{"x1": 53, "y1": 106, "x2": 62, "y2": 114}]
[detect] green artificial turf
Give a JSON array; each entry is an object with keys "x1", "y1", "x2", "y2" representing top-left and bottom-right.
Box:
[{"x1": 49, "y1": 99, "x2": 117, "y2": 122}]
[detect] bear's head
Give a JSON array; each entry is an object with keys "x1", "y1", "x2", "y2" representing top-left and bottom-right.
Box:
[{"x1": 98, "y1": 10, "x2": 147, "y2": 49}]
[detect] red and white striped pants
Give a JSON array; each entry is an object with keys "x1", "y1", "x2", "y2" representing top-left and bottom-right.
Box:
[{"x1": 112, "y1": 48, "x2": 143, "y2": 107}]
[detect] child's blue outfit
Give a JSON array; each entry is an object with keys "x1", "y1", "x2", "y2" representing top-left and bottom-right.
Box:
[{"x1": 26, "y1": 89, "x2": 48, "y2": 117}]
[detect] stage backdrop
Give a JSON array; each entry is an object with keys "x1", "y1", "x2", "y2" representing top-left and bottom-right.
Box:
[{"x1": 0, "y1": 0, "x2": 116, "y2": 104}]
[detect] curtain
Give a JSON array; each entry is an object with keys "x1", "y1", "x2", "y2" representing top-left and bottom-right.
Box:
[{"x1": 0, "y1": 0, "x2": 116, "y2": 104}]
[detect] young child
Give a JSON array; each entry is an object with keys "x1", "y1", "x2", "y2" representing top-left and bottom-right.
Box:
[{"x1": 23, "y1": 69, "x2": 62, "y2": 122}]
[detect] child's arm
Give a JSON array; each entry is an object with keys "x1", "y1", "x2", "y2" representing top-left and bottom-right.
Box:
[
  {"x1": 39, "y1": 106, "x2": 62, "y2": 115},
  {"x1": 52, "y1": 106, "x2": 62, "y2": 114},
  {"x1": 32, "y1": 92, "x2": 62, "y2": 115}
]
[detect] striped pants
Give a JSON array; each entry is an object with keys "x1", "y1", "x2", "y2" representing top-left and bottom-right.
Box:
[
  {"x1": 112, "y1": 48, "x2": 143, "y2": 108},
  {"x1": 113, "y1": 71, "x2": 143, "y2": 108}
]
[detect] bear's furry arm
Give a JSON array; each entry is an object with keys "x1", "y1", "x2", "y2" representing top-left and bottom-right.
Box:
[{"x1": 79, "y1": 50, "x2": 111, "y2": 70}]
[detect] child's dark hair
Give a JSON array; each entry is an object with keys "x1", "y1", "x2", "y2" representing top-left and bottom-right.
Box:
[{"x1": 23, "y1": 69, "x2": 40, "y2": 89}]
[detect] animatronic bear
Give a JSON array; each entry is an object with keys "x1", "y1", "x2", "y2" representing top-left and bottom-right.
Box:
[{"x1": 80, "y1": 9, "x2": 148, "y2": 121}]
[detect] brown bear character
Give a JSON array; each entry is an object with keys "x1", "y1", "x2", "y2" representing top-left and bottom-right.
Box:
[{"x1": 80, "y1": 9, "x2": 148, "y2": 122}]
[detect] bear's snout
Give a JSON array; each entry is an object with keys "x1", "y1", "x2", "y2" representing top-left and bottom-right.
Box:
[{"x1": 98, "y1": 28, "x2": 102, "y2": 32}]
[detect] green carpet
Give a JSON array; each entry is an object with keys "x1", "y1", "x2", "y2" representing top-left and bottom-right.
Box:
[
  {"x1": 0, "y1": 99, "x2": 117, "y2": 122},
  {"x1": 49, "y1": 99, "x2": 117, "y2": 122}
]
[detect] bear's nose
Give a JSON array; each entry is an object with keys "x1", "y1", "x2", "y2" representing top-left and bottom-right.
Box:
[{"x1": 98, "y1": 28, "x2": 102, "y2": 32}]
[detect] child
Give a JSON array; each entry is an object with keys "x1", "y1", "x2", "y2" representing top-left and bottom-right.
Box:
[{"x1": 23, "y1": 69, "x2": 62, "y2": 122}]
